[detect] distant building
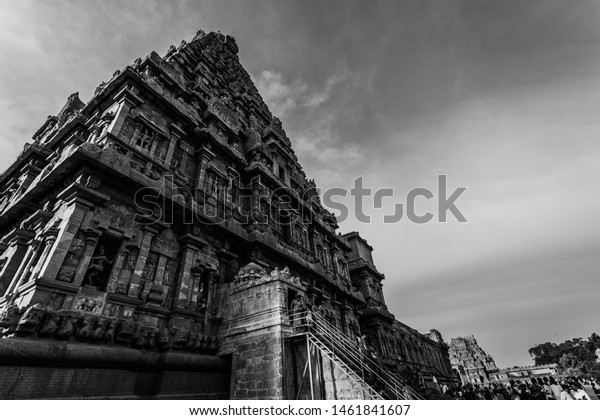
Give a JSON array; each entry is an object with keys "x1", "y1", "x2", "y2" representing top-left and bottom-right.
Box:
[
  {"x1": 449, "y1": 335, "x2": 498, "y2": 385},
  {"x1": 490, "y1": 364, "x2": 558, "y2": 384}
]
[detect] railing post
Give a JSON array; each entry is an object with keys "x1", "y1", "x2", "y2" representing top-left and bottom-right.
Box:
[{"x1": 307, "y1": 334, "x2": 314, "y2": 400}]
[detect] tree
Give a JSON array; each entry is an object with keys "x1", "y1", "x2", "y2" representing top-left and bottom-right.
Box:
[
  {"x1": 558, "y1": 353, "x2": 590, "y2": 378},
  {"x1": 529, "y1": 342, "x2": 560, "y2": 366},
  {"x1": 529, "y1": 333, "x2": 600, "y2": 369}
]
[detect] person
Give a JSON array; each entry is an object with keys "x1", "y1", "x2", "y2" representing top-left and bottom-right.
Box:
[
  {"x1": 581, "y1": 378, "x2": 599, "y2": 400},
  {"x1": 541, "y1": 377, "x2": 553, "y2": 400},
  {"x1": 548, "y1": 377, "x2": 563, "y2": 400},
  {"x1": 560, "y1": 383, "x2": 575, "y2": 400}
]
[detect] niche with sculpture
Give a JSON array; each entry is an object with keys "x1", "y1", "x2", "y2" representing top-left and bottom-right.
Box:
[{"x1": 82, "y1": 235, "x2": 121, "y2": 291}]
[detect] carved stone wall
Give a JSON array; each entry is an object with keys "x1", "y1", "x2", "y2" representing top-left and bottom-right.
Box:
[{"x1": 0, "y1": 29, "x2": 455, "y2": 399}]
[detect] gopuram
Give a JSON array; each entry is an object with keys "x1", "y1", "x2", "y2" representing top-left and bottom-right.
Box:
[{"x1": 0, "y1": 30, "x2": 457, "y2": 399}]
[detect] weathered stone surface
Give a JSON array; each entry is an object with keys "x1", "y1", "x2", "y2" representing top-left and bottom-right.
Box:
[{"x1": 0, "y1": 29, "x2": 455, "y2": 399}]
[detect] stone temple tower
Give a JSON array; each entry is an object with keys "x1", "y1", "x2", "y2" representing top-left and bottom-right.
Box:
[{"x1": 0, "y1": 30, "x2": 456, "y2": 399}]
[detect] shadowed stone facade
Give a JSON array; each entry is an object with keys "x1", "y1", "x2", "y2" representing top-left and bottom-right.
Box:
[{"x1": 0, "y1": 30, "x2": 455, "y2": 399}]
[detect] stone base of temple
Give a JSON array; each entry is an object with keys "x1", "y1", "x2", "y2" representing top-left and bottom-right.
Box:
[{"x1": 0, "y1": 338, "x2": 231, "y2": 399}]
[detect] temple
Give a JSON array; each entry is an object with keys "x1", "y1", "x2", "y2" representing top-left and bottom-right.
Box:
[
  {"x1": 449, "y1": 335, "x2": 498, "y2": 385},
  {"x1": 0, "y1": 30, "x2": 456, "y2": 399}
]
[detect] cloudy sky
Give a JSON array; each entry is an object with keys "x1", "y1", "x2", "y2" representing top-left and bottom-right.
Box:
[{"x1": 2, "y1": 0, "x2": 600, "y2": 367}]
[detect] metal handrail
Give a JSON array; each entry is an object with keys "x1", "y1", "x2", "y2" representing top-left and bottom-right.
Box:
[
  {"x1": 289, "y1": 310, "x2": 423, "y2": 400},
  {"x1": 305, "y1": 332, "x2": 382, "y2": 400}
]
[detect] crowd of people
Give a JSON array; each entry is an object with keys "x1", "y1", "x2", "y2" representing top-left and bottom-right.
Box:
[
  {"x1": 440, "y1": 376, "x2": 600, "y2": 400},
  {"x1": 286, "y1": 298, "x2": 600, "y2": 401}
]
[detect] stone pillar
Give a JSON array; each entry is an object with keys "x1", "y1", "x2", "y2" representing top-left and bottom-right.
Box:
[
  {"x1": 37, "y1": 184, "x2": 108, "y2": 282},
  {"x1": 225, "y1": 168, "x2": 237, "y2": 208},
  {"x1": 130, "y1": 123, "x2": 143, "y2": 149},
  {"x1": 154, "y1": 254, "x2": 168, "y2": 285},
  {"x1": 221, "y1": 267, "x2": 296, "y2": 399},
  {"x1": 114, "y1": 247, "x2": 137, "y2": 293},
  {"x1": 10, "y1": 239, "x2": 43, "y2": 292},
  {"x1": 339, "y1": 305, "x2": 349, "y2": 336},
  {"x1": 172, "y1": 234, "x2": 206, "y2": 309},
  {"x1": 194, "y1": 147, "x2": 215, "y2": 192},
  {"x1": 27, "y1": 228, "x2": 59, "y2": 281},
  {"x1": 108, "y1": 86, "x2": 144, "y2": 137},
  {"x1": 0, "y1": 229, "x2": 35, "y2": 296},
  {"x1": 250, "y1": 177, "x2": 263, "y2": 222},
  {"x1": 72, "y1": 229, "x2": 102, "y2": 286},
  {"x1": 127, "y1": 228, "x2": 157, "y2": 298},
  {"x1": 164, "y1": 126, "x2": 183, "y2": 168},
  {"x1": 106, "y1": 241, "x2": 130, "y2": 293}
]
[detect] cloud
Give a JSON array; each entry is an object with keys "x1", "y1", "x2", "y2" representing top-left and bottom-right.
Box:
[
  {"x1": 2, "y1": 0, "x2": 600, "y2": 368},
  {"x1": 305, "y1": 71, "x2": 348, "y2": 107},
  {"x1": 253, "y1": 68, "x2": 363, "y2": 188},
  {"x1": 253, "y1": 70, "x2": 307, "y2": 118}
]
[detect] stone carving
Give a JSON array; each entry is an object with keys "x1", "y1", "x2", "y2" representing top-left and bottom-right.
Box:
[
  {"x1": 175, "y1": 330, "x2": 191, "y2": 349},
  {"x1": 233, "y1": 262, "x2": 267, "y2": 285},
  {"x1": 76, "y1": 316, "x2": 94, "y2": 339},
  {"x1": 145, "y1": 328, "x2": 156, "y2": 349},
  {"x1": 208, "y1": 336, "x2": 218, "y2": 353},
  {"x1": 163, "y1": 258, "x2": 178, "y2": 286},
  {"x1": 151, "y1": 229, "x2": 180, "y2": 258},
  {"x1": 97, "y1": 204, "x2": 136, "y2": 230},
  {"x1": 56, "y1": 312, "x2": 76, "y2": 339},
  {"x1": 140, "y1": 281, "x2": 168, "y2": 306},
  {"x1": 56, "y1": 237, "x2": 85, "y2": 282},
  {"x1": 142, "y1": 252, "x2": 159, "y2": 282},
  {"x1": 82, "y1": 245, "x2": 114, "y2": 288},
  {"x1": 90, "y1": 318, "x2": 108, "y2": 341},
  {"x1": 0, "y1": 304, "x2": 21, "y2": 335},
  {"x1": 57, "y1": 92, "x2": 85, "y2": 126},
  {"x1": 94, "y1": 81, "x2": 107, "y2": 96},
  {"x1": 196, "y1": 294, "x2": 207, "y2": 313},
  {"x1": 115, "y1": 282, "x2": 128, "y2": 295},
  {"x1": 232, "y1": 264, "x2": 306, "y2": 289},
  {"x1": 104, "y1": 318, "x2": 118, "y2": 343},
  {"x1": 157, "y1": 327, "x2": 171, "y2": 351},
  {"x1": 74, "y1": 297, "x2": 103, "y2": 314},
  {"x1": 131, "y1": 326, "x2": 147, "y2": 348},
  {"x1": 15, "y1": 304, "x2": 45, "y2": 335},
  {"x1": 270, "y1": 266, "x2": 304, "y2": 287},
  {"x1": 0, "y1": 300, "x2": 217, "y2": 355},
  {"x1": 289, "y1": 294, "x2": 307, "y2": 327},
  {"x1": 266, "y1": 116, "x2": 292, "y2": 147},
  {"x1": 116, "y1": 319, "x2": 137, "y2": 343},
  {"x1": 208, "y1": 97, "x2": 241, "y2": 133},
  {"x1": 39, "y1": 311, "x2": 61, "y2": 336},
  {"x1": 193, "y1": 334, "x2": 207, "y2": 353}
]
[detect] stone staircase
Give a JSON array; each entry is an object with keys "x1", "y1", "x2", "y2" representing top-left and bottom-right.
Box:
[{"x1": 291, "y1": 310, "x2": 424, "y2": 400}]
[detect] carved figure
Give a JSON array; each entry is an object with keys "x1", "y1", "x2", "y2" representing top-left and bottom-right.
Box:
[
  {"x1": 90, "y1": 318, "x2": 108, "y2": 341},
  {"x1": 77, "y1": 316, "x2": 94, "y2": 339},
  {"x1": 0, "y1": 304, "x2": 21, "y2": 334},
  {"x1": 83, "y1": 245, "x2": 114, "y2": 288},
  {"x1": 39, "y1": 312, "x2": 60, "y2": 336},
  {"x1": 289, "y1": 295, "x2": 304, "y2": 327},
  {"x1": 16, "y1": 304, "x2": 44, "y2": 335},
  {"x1": 104, "y1": 318, "x2": 118, "y2": 343},
  {"x1": 56, "y1": 313, "x2": 76, "y2": 339}
]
